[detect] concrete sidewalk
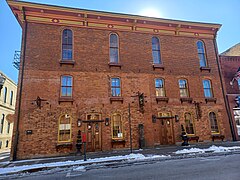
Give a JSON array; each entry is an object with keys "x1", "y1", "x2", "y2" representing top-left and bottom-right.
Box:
[{"x1": 1, "y1": 141, "x2": 240, "y2": 174}]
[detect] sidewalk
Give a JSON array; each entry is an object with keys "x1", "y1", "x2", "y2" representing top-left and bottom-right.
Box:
[{"x1": 1, "y1": 141, "x2": 240, "y2": 176}]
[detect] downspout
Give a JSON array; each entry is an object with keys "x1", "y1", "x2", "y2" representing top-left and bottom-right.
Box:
[
  {"x1": 12, "y1": 7, "x2": 28, "y2": 161},
  {"x1": 213, "y1": 37, "x2": 236, "y2": 141}
]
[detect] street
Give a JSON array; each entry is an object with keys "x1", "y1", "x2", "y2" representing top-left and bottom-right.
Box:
[{"x1": 4, "y1": 153, "x2": 239, "y2": 180}]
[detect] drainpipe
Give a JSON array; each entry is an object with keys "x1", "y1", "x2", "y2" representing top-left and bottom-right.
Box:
[
  {"x1": 12, "y1": 8, "x2": 28, "y2": 161},
  {"x1": 213, "y1": 38, "x2": 236, "y2": 141}
]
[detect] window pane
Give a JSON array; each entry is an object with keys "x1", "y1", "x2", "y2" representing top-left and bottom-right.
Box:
[
  {"x1": 180, "y1": 89, "x2": 188, "y2": 97},
  {"x1": 152, "y1": 51, "x2": 161, "y2": 64},
  {"x1": 199, "y1": 54, "x2": 206, "y2": 67},
  {"x1": 152, "y1": 37, "x2": 160, "y2": 50},
  {"x1": 112, "y1": 114, "x2": 122, "y2": 138},
  {"x1": 185, "y1": 113, "x2": 194, "y2": 134},
  {"x1": 62, "y1": 29, "x2": 73, "y2": 60},
  {"x1": 61, "y1": 87, "x2": 67, "y2": 96},
  {"x1": 179, "y1": 80, "x2": 186, "y2": 88},
  {"x1": 204, "y1": 89, "x2": 212, "y2": 98},
  {"x1": 67, "y1": 88, "x2": 72, "y2": 96},
  {"x1": 61, "y1": 76, "x2": 67, "y2": 86},
  {"x1": 110, "y1": 48, "x2": 118, "y2": 63},
  {"x1": 66, "y1": 77, "x2": 72, "y2": 86},
  {"x1": 110, "y1": 34, "x2": 118, "y2": 47},
  {"x1": 209, "y1": 112, "x2": 219, "y2": 133}
]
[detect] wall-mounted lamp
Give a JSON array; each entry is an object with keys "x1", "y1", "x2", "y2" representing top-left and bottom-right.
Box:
[
  {"x1": 87, "y1": 123, "x2": 92, "y2": 130},
  {"x1": 105, "y1": 118, "x2": 110, "y2": 126},
  {"x1": 152, "y1": 115, "x2": 157, "y2": 123},
  {"x1": 175, "y1": 115, "x2": 179, "y2": 122},
  {"x1": 77, "y1": 119, "x2": 82, "y2": 127}
]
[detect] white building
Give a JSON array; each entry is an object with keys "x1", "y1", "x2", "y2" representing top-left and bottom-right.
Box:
[{"x1": 0, "y1": 71, "x2": 17, "y2": 152}]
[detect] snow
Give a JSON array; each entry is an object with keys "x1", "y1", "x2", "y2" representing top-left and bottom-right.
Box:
[
  {"x1": 175, "y1": 145, "x2": 240, "y2": 154},
  {"x1": 1, "y1": 145, "x2": 240, "y2": 175},
  {"x1": 0, "y1": 153, "x2": 168, "y2": 175}
]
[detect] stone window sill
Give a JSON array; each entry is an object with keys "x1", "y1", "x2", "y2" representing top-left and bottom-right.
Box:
[
  {"x1": 205, "y1": 98, "x2": 217, "y2": 103},
  {"x1": 153, "y1": 64, "x2": 164, "y2": 70},
  {"x1": 110, "y1": 97, "x2": 123, "y2": 103},
  {"x1": 108, "y1": 62, "x2": 122, "y2": 68},
  {"x1": 180, "y1": 97, "x2": 193, "y2": 103},
  {"x1": 59, "y1": 97, "x2": 74, "y2": 104},
  {"x1": 200, "y1": 67, "x2": 211, "y2": 72},
  {"x1": 156, "y1": 97, "x2": 169, "y2": 103},
  {"x1": 60, "y1": 60, "x2": 75, "y2": 66}
]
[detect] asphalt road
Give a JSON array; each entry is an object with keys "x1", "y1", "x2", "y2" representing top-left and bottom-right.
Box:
[{"x1": 4, "y1": 153, "x2": 238, "y2": 180}]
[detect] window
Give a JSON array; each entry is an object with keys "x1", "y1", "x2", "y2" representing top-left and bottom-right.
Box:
[
  {"x1": 197, "y1": 40, "x2": 207, "y2": 67},
  {"x1": 111, "y1": 78, "x2": 121, "y2": 97},
  {"x1": 238, "y1": 79, "x2": 240, "y2": 90},
  {"x1": 109, "y1": 33, "x2": 119, "y2": 63},
  {"x1": 5, "y1": 140, "x2": 9, "y2": 148},
  {"x1": 62, "y1": 29, "x2": 73, "y2": 60},
  {"x1": 185, "y1": 113, "x2": 195, "y2": 135},
  {"x1": 58, "y1": 114, "x2": 71, "y2": 142},
  {"x1": 112, "y1": 114, "x2": 123, "y2": 139},
  {"x1": 0, "y1": 114, "x2": 4, "y2": 134},
  {"x1": 203, "y1": 80, "x2": 213, "y2": 98},
  {"x1": 155, "y1": 79, "x2": 165, "y2": 97},
  {"x1": 7, "y1": 122, "x2": 10, "y2": 134},
  {"x1": 179, "y1": 79, "x2": 189, "y2": 97},
  {"x1": 4, "y1": 87, "x2": 7, "y2": 103},
  {"x1": 0, "y1": 141, "x2": 2, "y2": 149},
  {"x1": 61, "y1": 76, "x2": 72, "y2": 97},
  {"x1": 10, "y1": 91, "x2": 13, "y2": 106},
  {"x1": 209, "y1": 112, "x2": 219, "y2": 134},
  {"x1": 152, "y1": 37, "x2": 161, "y2": 64}
]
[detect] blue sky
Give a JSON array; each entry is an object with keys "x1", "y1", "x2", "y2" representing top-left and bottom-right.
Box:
[{"x1": 1, "y1": 0, "x2": 240, "y2": 83}]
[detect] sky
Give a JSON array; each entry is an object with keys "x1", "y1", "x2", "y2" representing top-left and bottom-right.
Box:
[{"x1": 1, "y1": 0, "x2": 240, "y2": 83}]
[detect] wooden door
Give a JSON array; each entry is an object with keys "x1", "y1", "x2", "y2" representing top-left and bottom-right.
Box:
[
  {"x1": 86, "y1": 122, "x2": 102, "y2": 152},
  {"x1": 160, "y1": 119, "x2": 175, "y2": 145}
]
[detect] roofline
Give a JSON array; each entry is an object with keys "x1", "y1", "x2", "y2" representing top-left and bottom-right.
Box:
[
  {"x1": 0, "y1": 70, "x2": 18, "y2": 86},
  {"x1": 7, "y1": 0, "x2": 221, "y2": 29}
]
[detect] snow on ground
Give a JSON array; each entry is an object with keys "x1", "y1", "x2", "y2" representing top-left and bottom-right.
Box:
[
  {"x1": 1, "y1": 145, "x2": 240, "y2": 175},
  {"x1": 175, "y1": 145, "x2": 240, "y2": 154},
  {"x1": 0, "y1": 153, "x2": 168, "y2": 175}
]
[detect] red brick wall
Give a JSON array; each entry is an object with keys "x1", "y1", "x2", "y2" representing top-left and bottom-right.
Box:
[
  {"x1": 12, "y1": 22, "x2": 232, "y2": 159},
  {"x1": 219, "y1": 55, "x2": 240, "y2": 140}
]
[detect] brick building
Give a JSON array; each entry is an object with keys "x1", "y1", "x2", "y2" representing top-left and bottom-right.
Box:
[
  {"x1": 7, "y1": 0, "x2": 232, "y2": 160},
  {"x1": 219, "y1": 45, "x2": 240, "y2": 141}
]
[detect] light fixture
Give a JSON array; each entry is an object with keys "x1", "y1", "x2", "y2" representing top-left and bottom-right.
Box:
[
  {"x1": 105, "y1": 118, "x2": 110, "y2": 126},
  {"x1": 77, "y1": 119, "x2": 82, "y2": 127},
  {"x1": 175, "y1": 115, "x2": 179, "y2": 122}
]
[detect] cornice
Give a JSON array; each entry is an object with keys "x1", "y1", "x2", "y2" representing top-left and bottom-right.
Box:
[{"x1": 7, "y1": 0, "x2": 221, "y2": 39}]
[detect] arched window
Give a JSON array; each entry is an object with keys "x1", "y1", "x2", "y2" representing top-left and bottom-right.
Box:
[
  {"x1": 109, "y1": 33, "x2": 119, "y2": 63},
  {"x1": 0, "y1": 114, "x2": 4, "y2": 134},
  {"x1": 10, "y1": 91, "x2": 13, "y2": 106},
  {"x1": 197, "y1": 40, "x2": 207, "y2": 67},
  {"x1": 209, "y1": 112, "x2": 219, "y2": 133},
  {"x1": 112, "y1": 114, "x2": 123, "y2": 139},
  {"x1": 179, "y1": 79, "x2": 189, "y2": 97},
  {"x1": 5, "y1": 140, "x2": 9, "y2": 148},
  {"x1": 4, "y1": 87, "x2": 7, "y2": 103},
  {"x1": 152, "y1": 37, "x2": 161, "y2": 64},
  {"x1": 155, "y1": 78, "x2": 165, "y2": 97},
  {"x1": 203, "y1": 80, "x2": 213, "y2": 98},
  {"x1": 58, "y1": 114, "x2": 72, "y2": 142},
  {"x1": 61, "y1": 76, "x2": 73, "y2": 97},
  {"x1": 111, "y1": 78, "x2": 121, "y2": 97},
  {"x1": 62, "y1": 29, "x2": 73, "y2": 60},
  {"x1": 185, "y1": 113, "x2": 195, "y2": 135}
]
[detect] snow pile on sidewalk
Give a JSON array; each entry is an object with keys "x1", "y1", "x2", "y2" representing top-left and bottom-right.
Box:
[
  {"x1": 175, "y1": 145, "x2": 240, "y2": 154},
  {"x1": 0, "y1": 153, "x2": 168, "y2": 175}
]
